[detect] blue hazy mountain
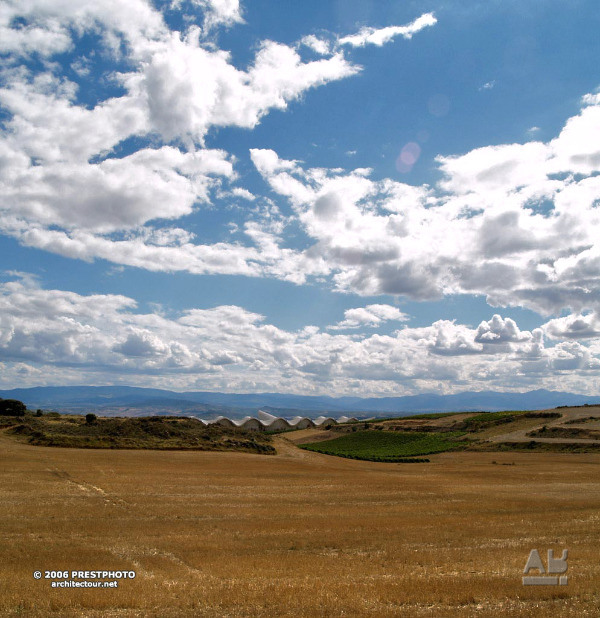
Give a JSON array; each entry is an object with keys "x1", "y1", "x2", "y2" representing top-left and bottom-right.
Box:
[{"x1": 1, "y1": 385, "x2": 598, "y2": 416}]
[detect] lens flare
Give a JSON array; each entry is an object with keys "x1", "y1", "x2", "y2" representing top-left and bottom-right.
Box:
[{"x1": 396, "y1": 142, "x2": 421, "y2": 173}]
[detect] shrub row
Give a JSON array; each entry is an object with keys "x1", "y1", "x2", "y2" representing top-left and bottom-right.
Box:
[{"x1": 299, "y1": 446, "x2": 429, "y2": 463}]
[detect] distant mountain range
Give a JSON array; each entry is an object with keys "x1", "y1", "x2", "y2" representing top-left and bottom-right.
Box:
[{"x1": 1, "y1": 385, "x2": 599, "y2": 418}]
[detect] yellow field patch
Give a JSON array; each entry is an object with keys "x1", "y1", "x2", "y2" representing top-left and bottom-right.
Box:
[{"x1": 2, "y1": 431, "x2": 600, "y2": 616}]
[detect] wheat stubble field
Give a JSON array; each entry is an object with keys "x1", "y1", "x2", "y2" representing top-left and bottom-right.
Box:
[{"x1": 2, "y1": 430, "x2": 600, "y2": 617}]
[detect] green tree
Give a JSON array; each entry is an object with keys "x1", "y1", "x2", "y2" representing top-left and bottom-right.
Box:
[{"x1": 0, "y1": 399, "x2": 27, "y2": 416}]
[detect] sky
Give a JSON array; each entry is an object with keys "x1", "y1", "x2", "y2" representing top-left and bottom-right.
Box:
[{"x1": 1, "y1": 0, "x2": 600, "y2": 396}]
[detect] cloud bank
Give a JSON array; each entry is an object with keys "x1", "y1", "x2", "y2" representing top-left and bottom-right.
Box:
[
  {"x1": 251, "y1": 92, "x2": 600, "y2": 318},
  {"x1": 1, "y1": 276, "x2": 599, "y2": 394}
]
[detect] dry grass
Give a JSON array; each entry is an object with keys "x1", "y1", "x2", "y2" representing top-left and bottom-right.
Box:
[
  {"x1": 2, "y1": 430, "x2": 600, "y2": 617},
  {"x1": 1, "y1": 415, "x2": 275, "y2": 453},
  {"x1": 468, "y1": 415, "x2": 551, "y2": 440}
]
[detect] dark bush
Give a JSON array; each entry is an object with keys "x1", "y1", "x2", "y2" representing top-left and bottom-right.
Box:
[
  {"x1": 0, "y1": 399, "x2": 27, "y2": 416},
  {"x1": 524, "y1": 412, "x2": 561, "y2": 419},
  {"x1": 85, "y1": 413, "x2": 97, "y2": 424}
]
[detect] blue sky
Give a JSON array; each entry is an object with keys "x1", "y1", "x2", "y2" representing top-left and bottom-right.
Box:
[{"x1": 1, "y1": 0, "x2": 600, "y2": 396}]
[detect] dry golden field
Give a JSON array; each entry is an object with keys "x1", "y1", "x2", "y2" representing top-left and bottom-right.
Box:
[{"x1": 2, "y1": 428, "x2": 600, "y2": 617}]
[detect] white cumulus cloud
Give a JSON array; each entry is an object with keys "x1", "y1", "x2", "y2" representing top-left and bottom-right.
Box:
[{"x1": 329, "y1": 304, "x2": 409, "y2": 330}]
